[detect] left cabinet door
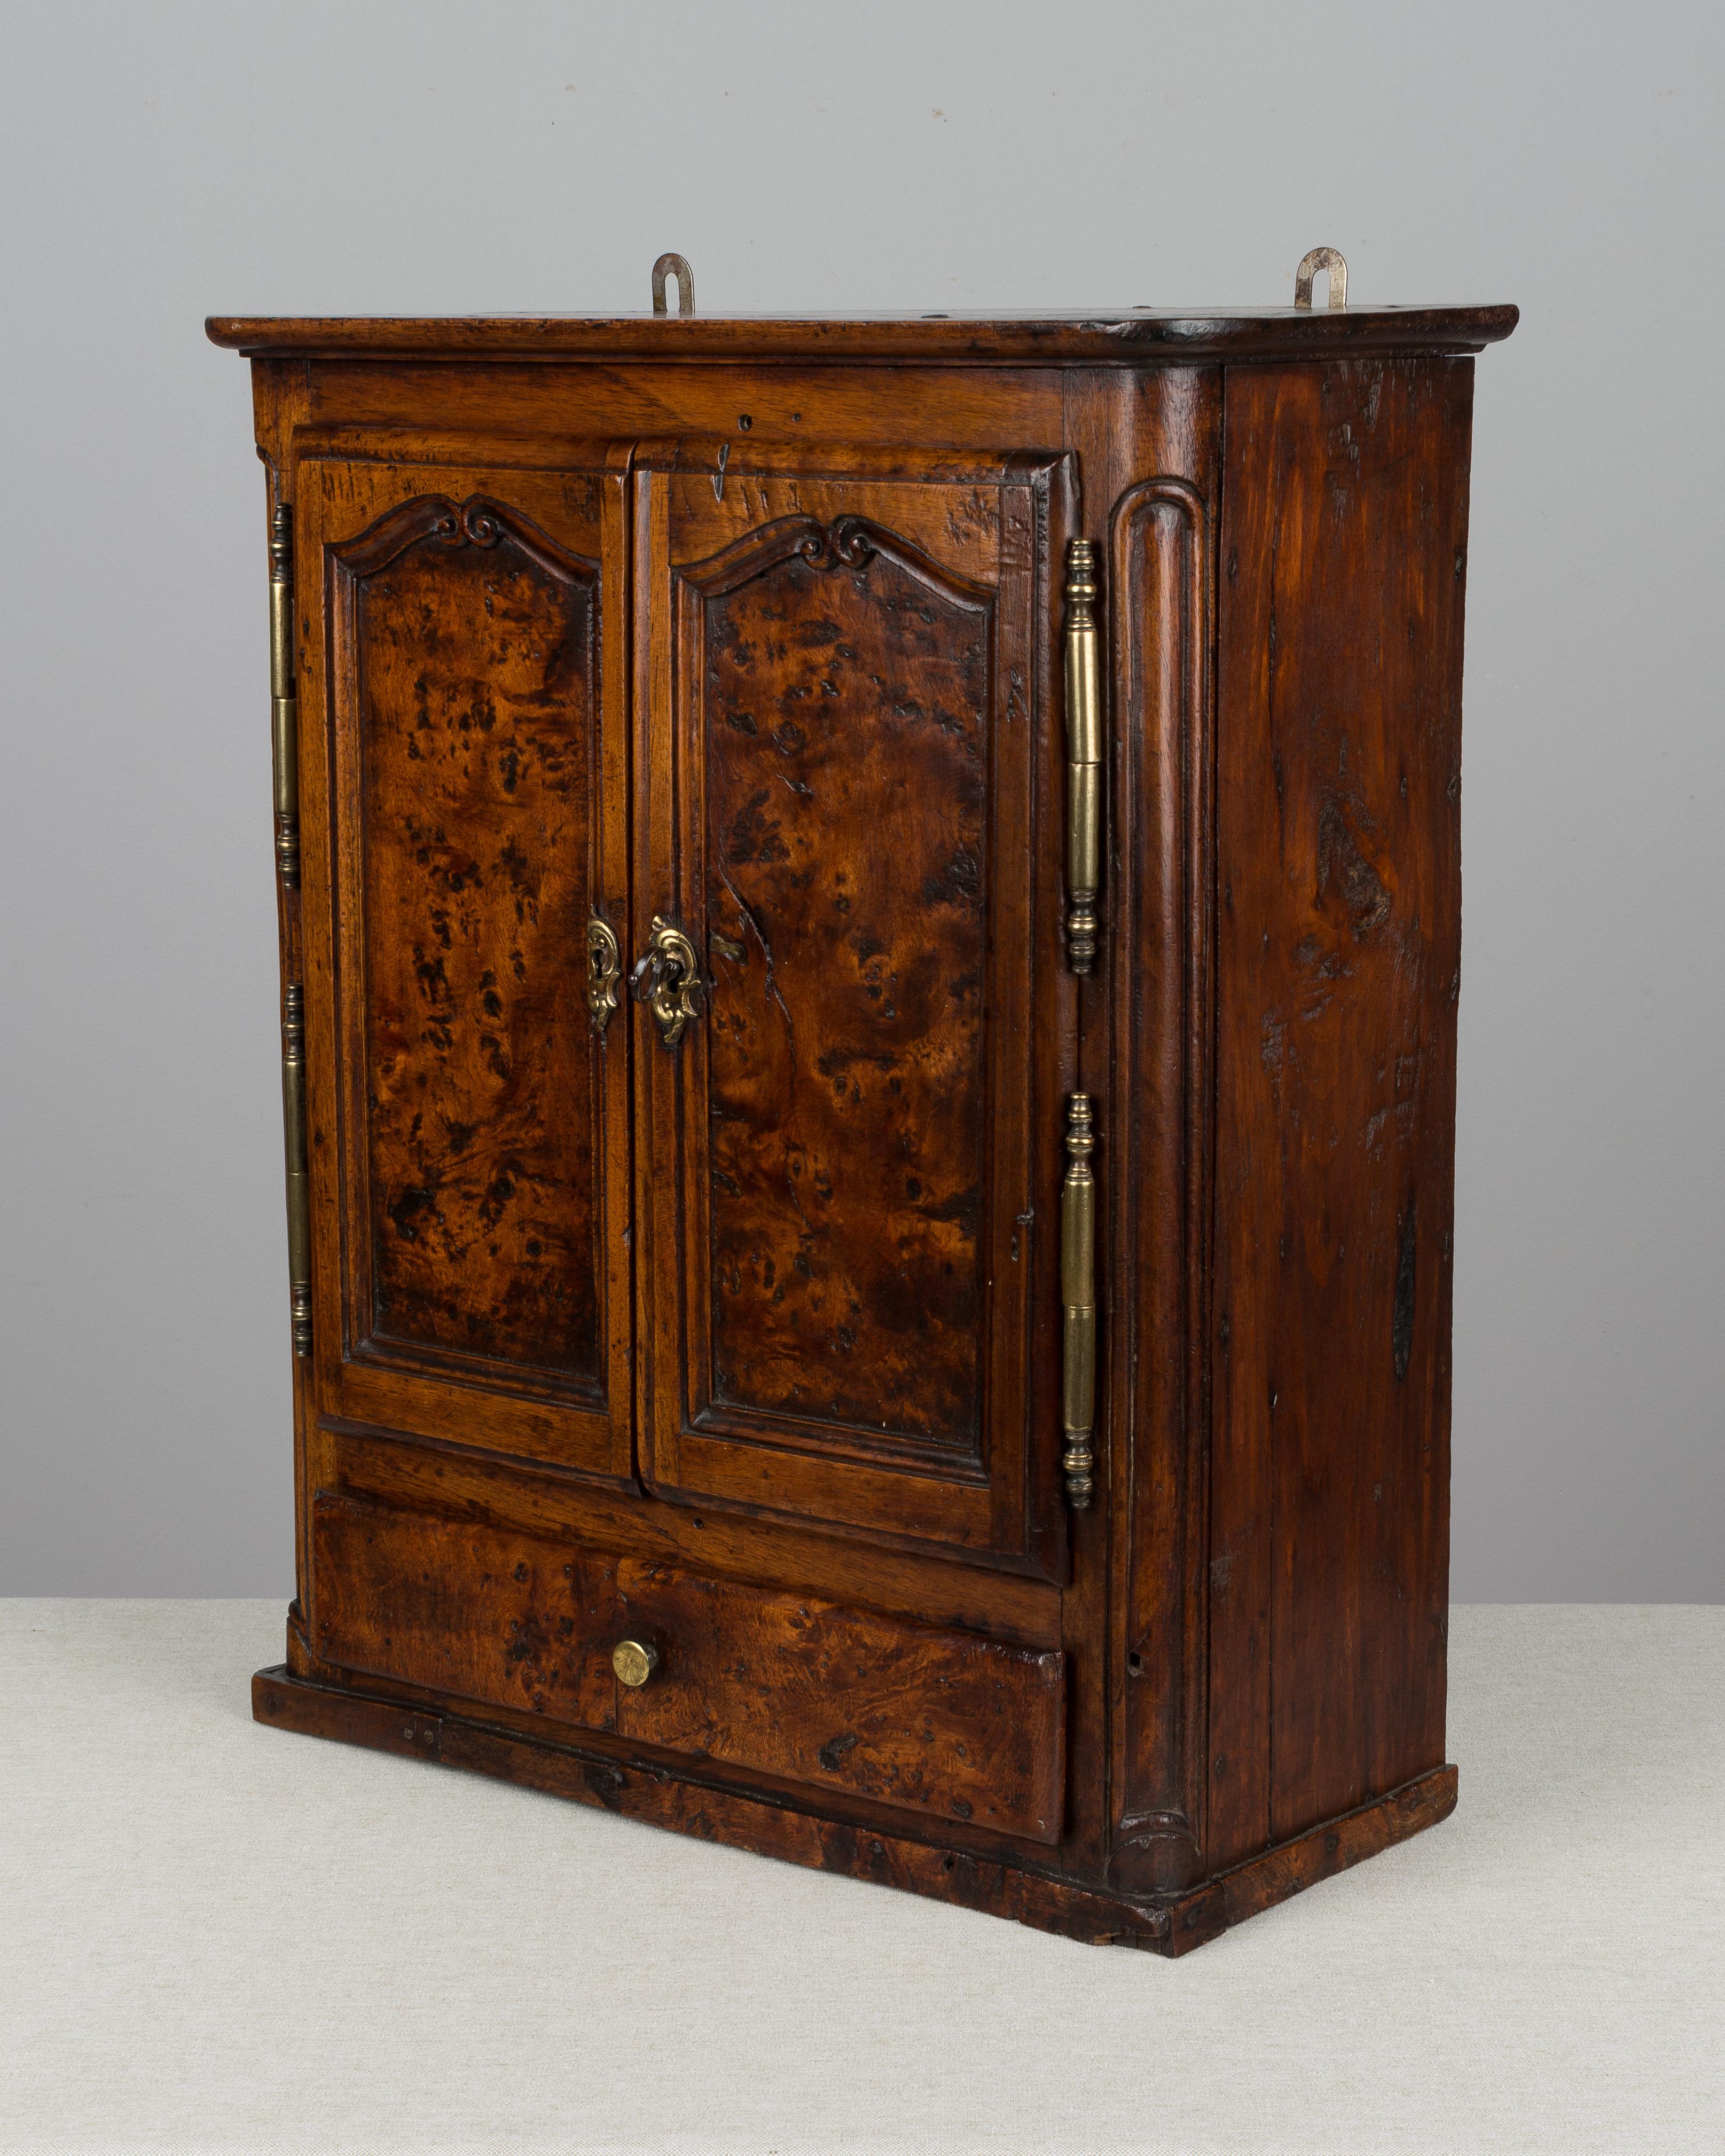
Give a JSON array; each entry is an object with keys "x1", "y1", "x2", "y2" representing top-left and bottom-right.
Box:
[{"x1": 294, "y1": 437, "x2": 634, "y2": 1481}]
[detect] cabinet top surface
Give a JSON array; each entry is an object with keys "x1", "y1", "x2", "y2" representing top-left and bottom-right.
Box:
[{"x1": 206, "y1": 304, "x2": 1517, "y2": 364}]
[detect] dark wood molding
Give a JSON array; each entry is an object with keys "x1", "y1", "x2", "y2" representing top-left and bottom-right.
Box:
[
  {"x1": 208, "y1": 306, "x2": 1518, "y2": 366},
  {"x1": 255, "y1": 1663, "x2": 1456, "y2": 1956}
]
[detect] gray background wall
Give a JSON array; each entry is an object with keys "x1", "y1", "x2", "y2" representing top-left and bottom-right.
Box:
[{"x1": 2, "y1": 0, "x2": 1719, "y2": 1598}]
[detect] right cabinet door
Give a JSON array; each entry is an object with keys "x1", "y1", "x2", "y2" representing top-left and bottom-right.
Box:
[{"x1": 632, "y1": 444, "x2": 1073, "y2": 1575}]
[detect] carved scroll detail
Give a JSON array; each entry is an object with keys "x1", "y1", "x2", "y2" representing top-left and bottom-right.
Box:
[{"x1": 793, "y1": 518, "x2": 876, "y2": 572}]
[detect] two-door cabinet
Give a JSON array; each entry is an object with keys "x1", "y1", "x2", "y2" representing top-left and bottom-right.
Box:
[{"x1": 210, "y1": 269, "x2": 1517, "y2": 1951}]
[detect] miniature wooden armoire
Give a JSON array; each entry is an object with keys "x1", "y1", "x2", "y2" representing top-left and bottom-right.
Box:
[{"x1": 209, "y1": 254, "x2": 1517, "y2": 1952}]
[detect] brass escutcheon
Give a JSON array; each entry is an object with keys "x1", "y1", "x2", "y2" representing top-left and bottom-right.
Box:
[
  {"x1": 630, "y1": 915, "x2": 705, "y2": 1049},
  {"x1": 586, "y1": 913, "x2": 621, "y2": 1036}
]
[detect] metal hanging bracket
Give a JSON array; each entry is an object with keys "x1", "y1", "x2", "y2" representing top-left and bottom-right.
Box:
[
  {"x1": 652, "y1": 253, "x2": 695, "y2": 316},
  {"x1": 1293, "y1": 246, "x2": 1348, "y2": 309}
]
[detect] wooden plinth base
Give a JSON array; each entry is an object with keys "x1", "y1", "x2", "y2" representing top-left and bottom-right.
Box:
[{"x1": 253, "y1": 1665, "x2": 1457, "y2": 1955}]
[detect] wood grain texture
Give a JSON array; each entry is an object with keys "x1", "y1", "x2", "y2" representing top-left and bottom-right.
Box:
[
  {"x1": 311, "y1": 1491, "x2": 619, "y2": 1731},
  {"x1": 1105, "y1": 440, "x2": 1220, "y2": 1898},
  {"x1": 295, "y1": 369, "x2": 1072, "y2": 461},
  {"x1": 207, "y1": 305, "x2": 1518, "y2": 365},
  {"x1": 1209, "y1": 357, "x2": 1471, "y2": 1862},
  {"x1": 342, "y1": 495, "x2": 602, "y2": 1377},
  {"x1": 331, "y1": 1420, "x2": 1065, "y2": 1650},
  {"x1": 297, "y1": 444, "x2": 636, "y2": 1485},
  {"x1": 308, "y1": 1489, "x2": 1062, "y2": 1843},
  {"x1": 637, "y1": 445, "x2": 1072, "y2": 1570},
  {"x1": 616, "y1": 1557, "x2": 1065, "y2": 1843},
  {"x1": 697, "y1": 519, "x2": 991, "y2": 1446}
]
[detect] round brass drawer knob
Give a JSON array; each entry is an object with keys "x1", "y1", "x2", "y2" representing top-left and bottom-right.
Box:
[{"x1": 613, "y1": 1637, "x2": 660, "y2": 1688}]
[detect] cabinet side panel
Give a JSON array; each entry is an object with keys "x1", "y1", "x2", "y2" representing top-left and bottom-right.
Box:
[{"x1": 1211, "y1": 358, "x2": 1470, "y2": 1858}]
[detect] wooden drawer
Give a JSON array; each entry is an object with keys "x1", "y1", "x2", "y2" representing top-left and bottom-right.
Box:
[
  {"x1": 312, "y1": 1493, "x2": 619, "y2": 1733},
  {"x1": 616, "y1": 1558, "x2": 1065, "y2": 1844},
  {"x1": 311, "y1": 1494, "x2": 1064, "y2": 1843}
]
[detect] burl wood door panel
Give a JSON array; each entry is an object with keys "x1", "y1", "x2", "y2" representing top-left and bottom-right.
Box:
[
  {"x1": 295, "y1": 434, "x2": 633, "y2": 1480},
  {"x1": 632, "y1": 444, "x2": 1073, "y2": 1572},
  {"x1": 616, "y1": 1557, "x2": 1065, "y2": 1841}
]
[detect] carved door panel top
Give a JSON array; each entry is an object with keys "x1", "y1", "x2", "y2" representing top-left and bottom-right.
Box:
[
  {"x1": 294, "y1": 437, "x2": 633, "y2": 1482},
  {"x1": 632, "y1": 443, "x2": 1075, "y2": 1575}
]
